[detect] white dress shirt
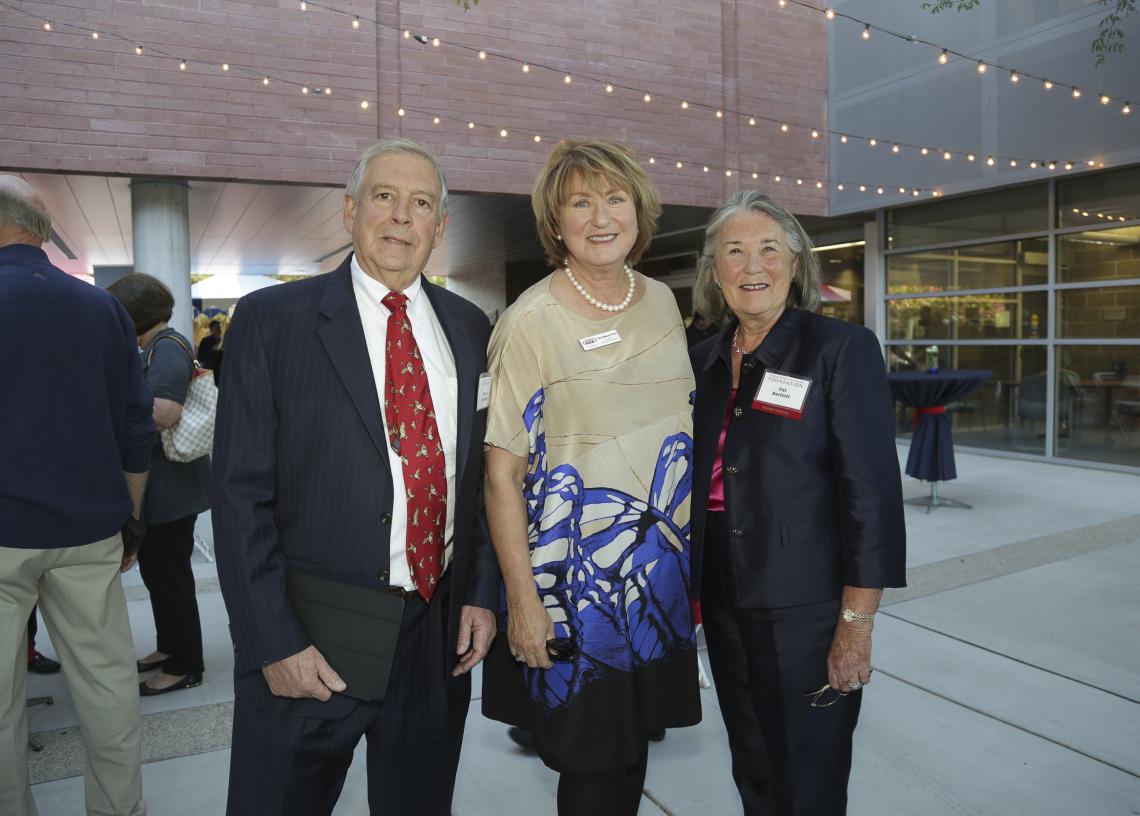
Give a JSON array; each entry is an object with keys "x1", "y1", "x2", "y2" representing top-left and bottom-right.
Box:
[{"x1": 351, "y1": 256, "x2": 458, "y2": 591}]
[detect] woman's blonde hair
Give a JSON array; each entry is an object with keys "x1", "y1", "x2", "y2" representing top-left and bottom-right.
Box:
[
  {"x1": 531, "y1": 139, "x2": 662, "y2": 268},
  {"x1": 693, "y1": 190, "x2": 821, "y2": 321}
]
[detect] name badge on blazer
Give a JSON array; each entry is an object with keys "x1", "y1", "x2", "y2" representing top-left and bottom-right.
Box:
[
  {"x1": 579, "y1": 329, "x2": 621, "y2": 351},
  {"x1": 477, "y1": 373, "x2": 491, "y2": 411},
  {"x1": 752, "y1": 369, "x2": 812, "y2": 420}
]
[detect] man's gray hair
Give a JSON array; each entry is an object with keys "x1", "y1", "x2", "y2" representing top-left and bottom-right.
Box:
[
  {"x1": 345, "y1": 138, "x2": 449, "y2": 220},
  {"x1": 694, "y1": 190, "x2": 821, "y2": 321},
  {"x1": 0, "y1": 178, "x2": 51, "y2": 243}
]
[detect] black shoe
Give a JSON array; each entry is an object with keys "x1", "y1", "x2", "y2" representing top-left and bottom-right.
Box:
[
  {"x1": 507, "y1": 726, "x2": 537, "y2": 753},
  {"x1": 139, "y1": 673, "x2": 203, "y2": 696},
  {"x1": 136, "y1": 658, "x2": 166, "y2": 673},
  {"x1": 646, "y1": 722, "x2": 666, "y2": 742},
  {"x1": 28, "y1": 652, "x2": 61, "y2": 675}
]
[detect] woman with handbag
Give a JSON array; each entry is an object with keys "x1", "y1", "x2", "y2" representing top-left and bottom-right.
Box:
[{"x1": 108, "y1": 273, "x2": 210, "y2": 695}]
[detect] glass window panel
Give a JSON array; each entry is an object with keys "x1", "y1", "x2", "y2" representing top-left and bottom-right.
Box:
[
  {"x1": 887, "y1": 239, "x2": 1048, "y2": 293},
  {"x1": 1057, "y1": 284, "x2": 1140, "y2": 338},
  {"x1": 887, "y1": 184, "x2": 1047, "y2": 249},
  {"x1": 1057, "y1": 165, "x2": 1140, "y2": 228},
  {"x1": 816, "y1": 243, "x2": 864, "y2": 326},
  {"x1": 886, "y1": 344, "x2": 1046, "y2": 456},
  {"x1": 887, "y1": 291, "x2": 1048, "y2": 341},
  {"x1": 1055, "y1": 345, "x2": 1140, "y2": 468},
  {"x1": 1058, "y1": 226, "x2": 1140, "y2": 283}
]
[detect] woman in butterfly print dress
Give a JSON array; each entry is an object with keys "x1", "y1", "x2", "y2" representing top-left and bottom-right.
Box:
[{"x1": 482, "y1": 140, "x2": 700, "y2": 816}]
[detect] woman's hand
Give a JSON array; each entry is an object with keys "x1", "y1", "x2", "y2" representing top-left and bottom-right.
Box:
[
  {"x1": 507, "y1": 593, "x2": 554, "y2": 670},
  {"x1": 827, "y1": 621, "x2": 873, "y2": 692}
]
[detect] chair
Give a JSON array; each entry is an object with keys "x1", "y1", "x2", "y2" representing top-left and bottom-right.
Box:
[
  {"x1": 1015, "y1": 371, "x2": 1079, "y2": 449},
  {"x1": 1112, "y1": 375, "x2": 1140, "y2": 443}
]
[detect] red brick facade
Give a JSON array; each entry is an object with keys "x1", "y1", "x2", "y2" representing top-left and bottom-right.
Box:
[{"x1": 0, "y1": 0, "x2": 827, "y2": 212}]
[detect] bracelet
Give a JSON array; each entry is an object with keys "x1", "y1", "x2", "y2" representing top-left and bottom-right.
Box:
[{"x1": 840, "y1": 607, "x2": 875, "y2": 624}]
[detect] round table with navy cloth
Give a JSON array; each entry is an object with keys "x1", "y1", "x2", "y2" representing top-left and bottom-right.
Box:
[{"x1": 888, "y1": 370, "x2": 992, "y2": 514}]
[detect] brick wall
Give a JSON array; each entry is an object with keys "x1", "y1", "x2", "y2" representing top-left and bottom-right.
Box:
[{"x1": 0, "y1": 0, "x2": 828, "y2": 212}]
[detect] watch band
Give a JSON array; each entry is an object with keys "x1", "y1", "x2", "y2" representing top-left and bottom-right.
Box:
[{"x1": 840, "y1": 607, "x2": 875, "y2": 624}]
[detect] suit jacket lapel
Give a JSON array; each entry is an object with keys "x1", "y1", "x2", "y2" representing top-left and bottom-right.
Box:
[
  {"x1": 423, "y1": 278, "x2": 476, "y2": 484},
  {"x1": 316, "y1": 257, "x2": 390, "y2": 460}
]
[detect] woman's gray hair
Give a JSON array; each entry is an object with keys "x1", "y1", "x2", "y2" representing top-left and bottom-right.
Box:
[
  {"x1": 345, "y1": 137, "x2": 449, "y2": 221},
  {"x1": 0, "y1": 179, "x2": 51, "y2": 243},
  {"x1": 693, "y1": 190, "x2": 821, "y2": 322}
]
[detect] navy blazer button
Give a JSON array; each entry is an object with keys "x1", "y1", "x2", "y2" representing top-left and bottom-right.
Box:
[
  {"x1": 377, "y1": 569, "x2": 389, "y2": 583},
  {"x1": 379, "y1": 514, "x2": 391, "y2": 525},
  {"x1": 731, "y1": 528, "x2": 744, "y2": 537},
  {"x1": 733, "y1": 407, "x2": 743, "y2": 417}
]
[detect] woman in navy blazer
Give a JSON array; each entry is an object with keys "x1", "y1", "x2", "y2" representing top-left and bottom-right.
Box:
[{"x1": 688, "y1": 191, "x2": 906, "y2": 815}]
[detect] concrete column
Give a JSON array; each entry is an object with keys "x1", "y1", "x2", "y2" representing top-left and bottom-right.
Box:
[{"x1": 130, "y1": 179, "x2": 193, "y2": 339}]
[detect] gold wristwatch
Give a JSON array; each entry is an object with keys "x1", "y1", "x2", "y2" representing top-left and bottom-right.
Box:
[{"x1": 840, "y1": 608, "x2": 875, "y2": 624}]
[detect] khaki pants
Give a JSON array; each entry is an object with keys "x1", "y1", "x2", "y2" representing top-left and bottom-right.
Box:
[{"x1": 0, "y1": 535, "x2": 146, "y2": 816}]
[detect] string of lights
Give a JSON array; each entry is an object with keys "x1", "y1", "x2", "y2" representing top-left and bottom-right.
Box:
[{"x1": 4, "y1": 0, "x2": 1128, "y2": 196}]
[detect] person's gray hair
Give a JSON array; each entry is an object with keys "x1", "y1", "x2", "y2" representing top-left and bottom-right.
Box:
[
  {"x1": 0, "y1": 177, "x2": 51, "y2": 243},
  {"x1": 345, "y1": 137, "x2": 449, "y2": 221},
  {"x1": 694, "y1": 190, "x2": 821, "y2": 322}
]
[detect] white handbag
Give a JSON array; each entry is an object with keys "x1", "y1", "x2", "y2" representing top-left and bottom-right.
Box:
[{"x1": 146, "y1": 333, "x2": 217, "y2": 463}]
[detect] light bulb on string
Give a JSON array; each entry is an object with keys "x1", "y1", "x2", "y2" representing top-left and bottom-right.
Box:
[
  {"x1": 912, "y1": 190, "x2": 920, "y2": 197},
  {"x1": 938, "y1": 49, "x2": 948, "y2": 65},
  {"x1": 780, "y1": 123, "x2": 788, "y2": 132},
  {"x1": 262, "y1": 77, "x2": 269, "y2": 85},
  {"x1": 967, "y1": 154, "x2": 975, "y2": 161},
  {"x1": 752, "y1": 172, "x2": 759, "y2": 179},
  {"x1": 352, "y1": 17, "x2": 360, "y2": 29},
  {"x1": 135, "y1": 45, "x2": 144, "y2": 55},
  {"x1": 433, "y1": 116, "x2": 440, "y2": 124},
  {"x1": 1072, "y1": 87, "x2": 1081, "y2": 99},
  {"x1": 179, "y1": 59, "x2": 186, "y2": 70},
  {"x1": 837, "y1": 183, "x2": 844, "y2": 191},
  {"x1": 1010, "y1": 159, "x2": 1017, "y2": 167},
  {"x1": 1087, "y1": 159, "x2": 1096, "y2": 166},
  {"x1": 1010, "y1": 71, "x2": 1019, "y2": 84},
  {"x1": 605, "y1": 83, "x2": 613, "y2": 93},
  {"x1": 868, "y1": 138, "x2": 877, "y2": 147},
  {"x1": 397, "y1": 107, "x2": 405, "y2": 116},
  {"x1": 676, "y1": 162, "x2": 683, "y2": 168},
  {"x1": 1065, "y1": 162, "x2": 1073, "y2": 170},
  {"x1": 432, "y1": 38, "x2": 440, "y2": 47},
  {"x1": 725, "y1": 170, "x2": 732, "y2": 177},
  {"x1": 643, "y1": 93, "x2": 651, "y2": 102},
  {"x1": 774, "y1": 175, "x2": 782, "y2": 182},
  {"x1": 891, "y1": 143, "x2": 900, "y2": 153},
  {"x1": 825, "y1": 9, "x2": 835, "y2": 20},
  {"x1": 323, "y1": 87, "x2": 331, "y2": 95},
  {"x1": 816, "y1": 181, "x2": 823, "y2": 189},
  {"x1": 500, "y1": 128, "x2": 508, "y2": 137},
  {"x1": 534, "y1": 135, "x2": 542, "y2": 142},
  {"x1": 898, "y1": 187, "x2": 906, "y2": 194},
  {"x1": 360, "y1": 100, "x2": 368, "y2": 109},
  {"x1": 300, "y1": 1, "x2": 306, "y2": 9},
  {"x1": 811, "y1": 130, "x2": 819, "y2": 139},
  {"x1": 302, "y1": 86, "x2": 309, "y2": 94},
  {"x1": 1043, "y1": 79, "x2": 1053, "y2": 90},
  {"x1": 861, "y1": 25, "x2": 870, "y2": 40},
  {"x1": 748, "y1": 117, "x2": 756, "y2": 126},
  {"x1": 703, "y1": 166, "x2": 709, "y2": 173},
  {"x1": 858, "y1": 185, "x2": 866, "y2": 192},
  {"x1": 920, "y1": 147, "x2": 929, "y2": 156},
  {"x1": 222, "y1": 63, "x2": 229, "y2": 71},
  {"x1": 1029, "y1": 161, "x2": 1038, "y2": 168},
  {"x1": 840, "y1": 134, "x2": 847, "y2": 143},
  {"x1": 716, "y1": 110, "x2": 723, "y2": 119},
  {"x1": 681, "y1": 101, "x2": 689, "y2": 109},
  {"x1": 876, "y1": 187, "x2": 884, "y2": 194},
  {"x1": 976, "y1": 61, "x2": 986, "y2": 74},
  {"x1": 986, "y1": 156, "x2": 995, "y2": 166},
  {"x1": 479, "y1": 51, "x2": 486, "y2": 59},
  {"x1": 1100, "y1": 94, "x2": 1111, "y2": 105},
  {"x1": 943, "y1": 151, "x2": 952, "y2": 160},
  {"x1": 43, "y1": 20, "x2": 51, "y2": 30},
  {"x1": 467, "y1": 121, "x2": 475, "y2": 128},
  {"x1": 796, "y1": 178, "x2": 803, "y2": 185},
  {"x1": 92, "y1": 31, "x2": 99, "y2": 40},
  {"x1": 522, "y1": 62, "x2": 529, "y2": 73},
  {"x1": 1048, "y1": 162, "x2": 1056, "y2": 170},
  {"x1": 564, "y1": 74, "x2": 572, "y2": 84},
  {"x1": 1123, "y1": 102, "x2": 1132, "y2": 114},
  {"x1": 403, "y1": 30, "x2": 410, "y2": 39}
]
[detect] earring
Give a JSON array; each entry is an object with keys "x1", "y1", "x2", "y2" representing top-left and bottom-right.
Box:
[
  {"x1": 715, "y1": 280, "x2": 721, "y2": 289},
  {"x1": 555, "y1": 234, "x2": 562, "y2": 241}
]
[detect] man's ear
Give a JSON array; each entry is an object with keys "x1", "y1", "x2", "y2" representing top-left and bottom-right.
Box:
[
  {"x1": 342, "y1": 192, "x2": 356, "y2": 235},
  {"x1": 433, "y1": 211, "x2": 449, "y2": 249}
]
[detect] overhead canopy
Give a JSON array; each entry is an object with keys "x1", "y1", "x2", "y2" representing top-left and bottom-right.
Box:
[{"x1": 191, "y1": 275, "x2": 282, "y2": 300}]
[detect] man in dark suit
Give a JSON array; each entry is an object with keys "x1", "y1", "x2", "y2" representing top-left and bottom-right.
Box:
[{"x1": 212, "y1": 139, "x2": 498, "y2": 815}]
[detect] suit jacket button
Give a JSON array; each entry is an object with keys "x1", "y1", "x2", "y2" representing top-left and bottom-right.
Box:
[
  {"x1": 380, "y1": 513, "x2": 392, "y2": 525},
  {"x1": 731, "y1": 528, "x2": 744, "y2": 537},
  {"x1": 733, "y1": 407, "x2": 743, "y2": 417},
  {"x1": 725, "y1": 465, "x2": 738, "y2": 475},
  {"x1": 377, "y1": 568, "x2": 389, "y2": 584}
]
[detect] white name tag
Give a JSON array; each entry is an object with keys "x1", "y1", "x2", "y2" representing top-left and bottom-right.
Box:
[
  {"x1": 753, "y1": 369, "x2": 812, "y2": 420},
  {"x1": 477, "y1": 373, "x2": 492, "y2": 410},
  {"x1": 579, "y1": 329, "x2": 622, "y2": 351}
]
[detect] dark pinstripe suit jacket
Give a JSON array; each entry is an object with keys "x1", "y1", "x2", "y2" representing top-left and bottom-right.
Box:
[{"x1": 212, "y1": 255, "x2": 498, "y2": 719}]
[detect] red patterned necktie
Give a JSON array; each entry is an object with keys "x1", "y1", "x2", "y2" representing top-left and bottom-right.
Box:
[{"x1": 381, "y1": 291, "x2": 446, "y2": 602}]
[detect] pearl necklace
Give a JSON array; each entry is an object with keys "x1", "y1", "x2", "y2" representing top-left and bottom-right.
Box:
[{"x1": 563, "y1": 261, "x2": 636, "y2": 313}]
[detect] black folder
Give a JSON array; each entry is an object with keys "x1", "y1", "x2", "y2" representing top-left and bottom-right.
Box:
[{"x1": 284, "y1": 571, "x2": 405, "y2": 702}]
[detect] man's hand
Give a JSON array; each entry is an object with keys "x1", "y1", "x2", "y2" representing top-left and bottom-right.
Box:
[
  {"x1": 262, "y1": 645, "x2": 346, "y2": 701},
  {"x1": 453, "y1": 605, "x2": 496, "y2": 676}
]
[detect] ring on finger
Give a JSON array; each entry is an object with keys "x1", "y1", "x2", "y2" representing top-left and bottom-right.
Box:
[{"x1": 848, "y1": 680, "x2": 862, "y2": 691}]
